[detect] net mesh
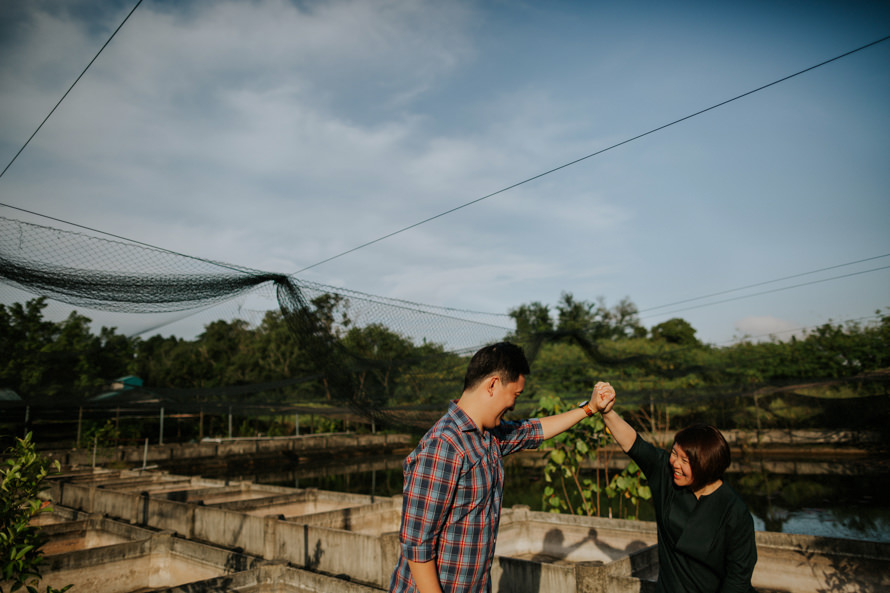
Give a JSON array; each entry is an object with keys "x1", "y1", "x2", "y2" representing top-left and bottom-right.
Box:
[{"x1": 0, "y1": 216, "x2": 513, "y2": 420}]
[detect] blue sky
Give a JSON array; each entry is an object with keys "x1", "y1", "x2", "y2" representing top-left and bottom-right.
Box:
[{"x1": 1, "y1": 0, "x2": 888, "y2": 346}]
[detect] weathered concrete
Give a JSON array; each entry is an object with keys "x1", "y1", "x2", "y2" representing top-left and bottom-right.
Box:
[
  {"x1": 751, "y1": 531, "x2": 890, "y2": 593},
  {"x1": 17, "y1": 514, "x2": 379, "y2": 593},
  {"x1": 43, "y1": 468, "x2": 890, "y2": 593},
  {"x1": 39, "y1": 518, "x2": 144, "y2": 555},
  {"x1": 48, "y1": 433, "x2": 413, "y2": 469},
  {"x1": 222, "y1": 489, "x2": 379, "y2": 518},
  {"x1": 153, "y1": 561, "x2": 382, "y2": 593}
]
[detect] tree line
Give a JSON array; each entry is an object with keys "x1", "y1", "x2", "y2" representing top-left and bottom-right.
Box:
[{"x1": 1, "y1": 294, "x2": 887, "y2": 435}]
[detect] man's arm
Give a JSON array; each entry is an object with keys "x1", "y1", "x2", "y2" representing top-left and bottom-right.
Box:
[
  {"x1": 539, "y1": 382, "x2": 615, "y2": 440},
  {"x1": 538, "y1": 406, "x2": 588, "y2": 440},
  {"x1": 407, "y1": 560, "x2": 444, "y2": 593},
  {"x1": 398, "y1": 438, "x2": 459, "y2": 593}
]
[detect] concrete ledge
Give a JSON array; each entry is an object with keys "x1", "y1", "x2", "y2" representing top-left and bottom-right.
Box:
[
  {"x1": 153, "y1": 561, "x2": 382, "y2": 593},
  {"x1": 43, "y1": 469, "x2": 890, "y2": 593}
]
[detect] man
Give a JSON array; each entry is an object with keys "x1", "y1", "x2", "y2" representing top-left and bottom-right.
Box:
[{"x1": 388, "y1": 341, "x2": 613, "y2": 593}]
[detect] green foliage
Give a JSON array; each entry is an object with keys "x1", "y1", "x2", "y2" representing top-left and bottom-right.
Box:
[
  {"x1": 651, "y1": 318, "x2": 700, "y2": 347},
  {"x1": 0, "y1": 298, "x2": 135, "y2": 401},
  {"x1": 2, "y1": 296, "x2": 887, "y2": 444},
  {"x1": 81, "y1": 421, "x2": 120, "y2": 450},
  {"x1": 536, "y1": 394, "x2": 650, "y2": 519},
  {"x1": 0, "y1": 433, "x2": 71, "y2": 593}
]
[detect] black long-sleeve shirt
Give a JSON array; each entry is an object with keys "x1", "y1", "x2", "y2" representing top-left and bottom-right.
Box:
[{"x1": 628, "y1": 434, "x2": 757, "y2": 593}]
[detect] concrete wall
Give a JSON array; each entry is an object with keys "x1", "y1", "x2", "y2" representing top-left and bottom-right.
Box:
[
  {"x1": 497, "y1": 507, "x2": 658, "y2": 564},
  {"x1": 16, "y1": 510, "x2": 383, "y2": 593},
  {"x1": 753, "y1": 531, "x2": 890, "y2": 593},
  {"x1": 285, "y1": 497, "x2": 401, "y2": 534},
  {"x1": 46, "y1": 469, "x2": 890, "y2": 593},
  {"x1": 48, "y1": 432, "x2": 413, "y2": 468},
  {"x1": 153, "y1": 561, "x2": 382, "y2": 593}
]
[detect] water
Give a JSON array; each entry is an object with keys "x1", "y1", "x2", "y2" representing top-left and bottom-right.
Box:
[{"x1": 210, "y1": 450, "x2": 890, "y2": 544}]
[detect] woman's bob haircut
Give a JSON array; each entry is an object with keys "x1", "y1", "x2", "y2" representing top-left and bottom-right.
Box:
[{"x1": 672, "y1": 424, "x2": 731, "y2": 492}]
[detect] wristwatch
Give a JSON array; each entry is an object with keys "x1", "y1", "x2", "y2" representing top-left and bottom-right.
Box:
[{"x1": 577, "y1": 400, "x2": 595, "y2": 417}]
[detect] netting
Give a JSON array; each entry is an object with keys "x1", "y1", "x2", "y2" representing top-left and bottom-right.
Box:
[{"x1": 0, "y1": 216, "x2": 513, "y2": 418}]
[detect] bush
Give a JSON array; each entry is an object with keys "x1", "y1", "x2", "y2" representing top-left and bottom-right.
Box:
[{"x1": 0, "y1": 432, "x2": 71, "y2": 593}]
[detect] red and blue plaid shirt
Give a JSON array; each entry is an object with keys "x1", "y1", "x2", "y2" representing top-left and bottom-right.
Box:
[{"x1": 388, "y1": 401, "x2": 544, "y2": 593}]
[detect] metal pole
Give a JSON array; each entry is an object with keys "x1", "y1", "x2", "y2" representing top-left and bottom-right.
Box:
[
  {"x1": 142, "y1": 437, "x2": 149, "y2": 469},
  {"x1": 159, "y1": 407, "x2": 165, "y2": 446},
  {"x1": 199, "y1": 407, "x2": 204, "y2": 441},
  {"x1": 228, "y1": 407, "x2": 233, "y2": 439},
  {"x1": 76, "y1": 407, "x2": 83, "y2": 448},
  {"x1": 92, "y1": 435, "x2": 98, "y2": 469},
  {"x1": 24, "y1": 405, "x2": 30, "y2": 438},
  {"x1": 295, "y1": 414, "x2": 299, "y2": 436}
]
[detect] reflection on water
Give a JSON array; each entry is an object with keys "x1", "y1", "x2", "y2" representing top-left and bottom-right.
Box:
[
  {"x1": 733, "y1": 462, "x2": 890, "y2": 543},
  {"x1": 193, "y1": 452, "x2": 890, "y2": 543}
]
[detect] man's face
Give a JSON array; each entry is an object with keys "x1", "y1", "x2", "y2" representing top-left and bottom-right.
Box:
[{"x1": 486, "y1": 374, "x2": 525, "y2": 428}]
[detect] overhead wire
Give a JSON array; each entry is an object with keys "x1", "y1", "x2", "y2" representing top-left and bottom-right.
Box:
[
  {"x1": 293, "y1": 34, "x2": 890, "y2": 275},
  {"x1": 638, "y1": 254, "x2": 890, "y2": 314},
  {"x1": 0, "y1": 0, "x2": 145, "y2": 181},
  {"x1": 0, "y1": 15, "x2": 886, "y2": 336},
  {"x1": 640, "y1": 264, "x2": 890, "y2": 320}
]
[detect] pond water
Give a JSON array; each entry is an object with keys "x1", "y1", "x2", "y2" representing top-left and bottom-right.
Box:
[{"x1": 204, "y1": 450, "x2": 890, "y2": 544}]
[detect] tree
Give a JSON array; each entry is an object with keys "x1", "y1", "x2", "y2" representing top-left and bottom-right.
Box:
[
  {"x1": 508, "y1": 301, "x2": 553, "y2": 342},
  {"x1": 342, "y1": 323, "x2": 415, "y2": 408},
  {"x1": 552, "y1": 293, "x2": 645, "y2": 342},
  {"x1": 0, "y1": 298, "x2": 133, "y2": 401},
  {"x1": 650, "y1": 318, "x2": 700, "y2": 347}
]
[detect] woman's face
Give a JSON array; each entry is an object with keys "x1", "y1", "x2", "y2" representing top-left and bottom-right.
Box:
[{"x1": 669, "y1": 444, "x2": 694, "y2": 488}]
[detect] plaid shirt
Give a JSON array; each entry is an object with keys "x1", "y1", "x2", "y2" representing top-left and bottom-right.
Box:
[{"x1": 388, "y1": 401, "x2": 544, "y2": 593}]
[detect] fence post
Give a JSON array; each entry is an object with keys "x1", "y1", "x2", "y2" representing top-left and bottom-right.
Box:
[
  {"x1": 159, "y1": 407, "x2": 165, "y2": 446},
  {"x1": 76, "y1": 406, "x2": 83, "y2": 448}
]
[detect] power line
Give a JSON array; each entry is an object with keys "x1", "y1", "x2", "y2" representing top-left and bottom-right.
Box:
[
  {"x1": 294, "y1": 34, "x2": 890, "y2": 274},
  {"x1": 1, "y1": 21, "x2": 886, "y2": 329},
  {"x1": 639, "y1": 254, "x2": 890, "y2": 313},
  {"x1": 0, "y1": 0, "x2": 145, "y2": 181},
  {"x1": 641, "y1": 264, "x2": 890, "y2": 320}
]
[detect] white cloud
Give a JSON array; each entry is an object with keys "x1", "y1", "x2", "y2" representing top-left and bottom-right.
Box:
[{"x1": 1, "y1": 0, "x2": 888, "y2": 346}]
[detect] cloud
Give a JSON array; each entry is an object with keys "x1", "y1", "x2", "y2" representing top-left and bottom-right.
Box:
[{"x1": 1, "y1": 0, "x2": 888, "y2": 347}]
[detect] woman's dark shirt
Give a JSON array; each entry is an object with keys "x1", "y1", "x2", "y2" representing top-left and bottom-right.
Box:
[{"x1": 628, "y1": 434, "x2": 757, "y2": 593}]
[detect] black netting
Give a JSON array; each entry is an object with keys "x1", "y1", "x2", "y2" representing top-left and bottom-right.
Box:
[{"x1": 0, "y1": 216, "x2": 512, "y2": 419}]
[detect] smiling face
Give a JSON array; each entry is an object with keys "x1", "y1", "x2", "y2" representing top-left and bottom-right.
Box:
[
  {"x1": 669, "y1": 444, "x2": 695, "y2": 489},
  {"x1": 485, "y1": 374, "x2": 525, "y2": 428}
]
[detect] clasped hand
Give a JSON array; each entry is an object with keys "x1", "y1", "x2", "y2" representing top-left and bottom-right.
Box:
[{"x1": 592, "y1": 381, "x2": 616, "y2": 414}]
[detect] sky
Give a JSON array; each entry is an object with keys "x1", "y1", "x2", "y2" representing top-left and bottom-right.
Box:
[{"x1": 1, "y1": 0, "x2": 888, "y2": 347}]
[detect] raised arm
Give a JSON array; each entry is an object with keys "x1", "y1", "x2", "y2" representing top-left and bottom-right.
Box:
[
  {"x1": 592, "y1": 384, "x2": 637, "y2": 452},
  {"x1": 539, "y1": 382, "x2": 613, "y2": 440}
]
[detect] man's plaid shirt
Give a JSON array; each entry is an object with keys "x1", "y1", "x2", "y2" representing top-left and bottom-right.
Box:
[{"x1": 388, "y1": 401, "x2": 544, "y2": 593}]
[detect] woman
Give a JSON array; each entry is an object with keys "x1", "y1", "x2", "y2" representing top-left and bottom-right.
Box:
[{"x1": 590, "y1": 384, "x2": 757, "y2": 592}]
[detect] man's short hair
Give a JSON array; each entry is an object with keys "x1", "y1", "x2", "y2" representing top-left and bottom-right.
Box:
[
  {"x1": 463, "y1": 342, "x2": 530, "y2": 391},
  {"x1": 672, "y1": 424, "x2": 731, "y2": 492}
]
